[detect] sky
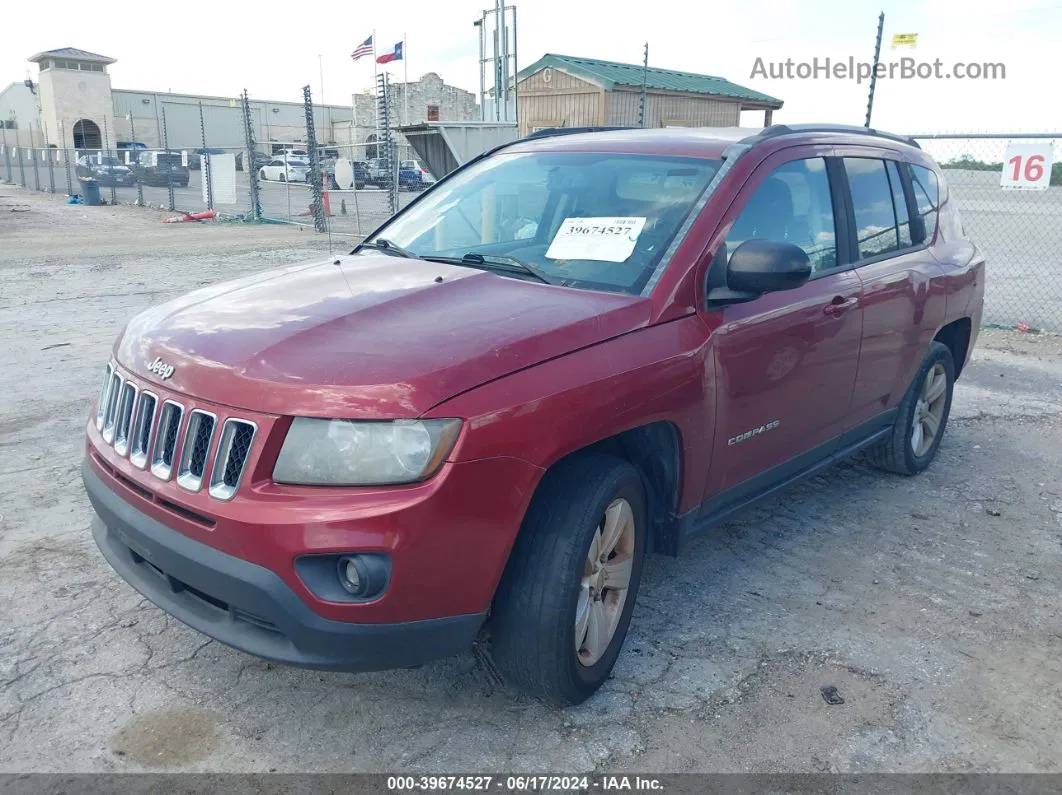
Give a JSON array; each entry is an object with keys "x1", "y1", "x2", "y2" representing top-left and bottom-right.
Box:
[{"x1": 4, "y1": 0, "x2": 1061, "y2": 134}]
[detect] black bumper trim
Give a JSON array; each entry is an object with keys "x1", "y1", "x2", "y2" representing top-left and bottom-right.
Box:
[{"x1": 83, "y1": 459, "x2": 485, "y2": 672}]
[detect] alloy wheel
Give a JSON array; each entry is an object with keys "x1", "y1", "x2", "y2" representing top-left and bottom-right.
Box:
[
  {"x1": 574, "y1": 497, "x2": 636, "y2": 666},
  {"x1": 912, "y1": 362, "x2": 947, "y2": 456}
]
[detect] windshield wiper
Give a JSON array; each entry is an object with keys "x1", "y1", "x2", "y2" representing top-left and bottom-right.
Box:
[
  {"x1": 456, "y1": 252, "x2": 558, "y2": 285},
  {"x1": 353, "y1": 238, "x2": 416, "y2": 258}
]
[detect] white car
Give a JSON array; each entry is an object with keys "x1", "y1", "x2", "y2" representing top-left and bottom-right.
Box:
[{"x1": 259, "y1": 157, "x2": 310, "y2": 183}]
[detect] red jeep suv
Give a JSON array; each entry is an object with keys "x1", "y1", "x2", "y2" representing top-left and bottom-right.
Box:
[{"x1": 83, "y1": 124, "x2": 984, "y2": 705}]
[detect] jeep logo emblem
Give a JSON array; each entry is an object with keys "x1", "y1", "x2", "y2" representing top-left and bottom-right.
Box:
[{"x1": 147, "y1": 356, "x2": 175, "y2": 380}]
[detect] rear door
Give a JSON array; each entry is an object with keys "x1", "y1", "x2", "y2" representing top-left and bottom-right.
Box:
[
  {"x1": 703, "y1": 150, "x2": 864, "y2": 499},
  {"x1": 838, "y1": 153, "x2": 947, "y2": 429}
]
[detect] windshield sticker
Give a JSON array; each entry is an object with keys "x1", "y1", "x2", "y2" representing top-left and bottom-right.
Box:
[{"x1": 545, "y1": 217, "x2": 647, "y2": 263}]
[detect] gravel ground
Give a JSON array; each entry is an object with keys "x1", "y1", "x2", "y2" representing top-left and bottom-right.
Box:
[{"x1": 1, "y1": 187, "x2": 1061, "y2": 774}]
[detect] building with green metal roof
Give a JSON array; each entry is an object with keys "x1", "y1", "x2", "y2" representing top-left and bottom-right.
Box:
[{"x1": 515, "y1": 53, "x2": 783, "y2": 136}]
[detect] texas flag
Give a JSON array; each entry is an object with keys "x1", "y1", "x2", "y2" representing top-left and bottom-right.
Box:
[{"x1": 377, "y1": 41, "x2": 403, "y2": 64}]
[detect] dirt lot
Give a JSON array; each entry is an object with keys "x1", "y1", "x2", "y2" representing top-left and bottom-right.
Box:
[{"x1": 1, "y1": 188, "x2": 1060, "y2": 774}]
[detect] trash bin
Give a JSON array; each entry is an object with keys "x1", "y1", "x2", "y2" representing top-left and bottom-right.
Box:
[{"x1": 81, "y1": 180, "x2": 101, "y2": 206}]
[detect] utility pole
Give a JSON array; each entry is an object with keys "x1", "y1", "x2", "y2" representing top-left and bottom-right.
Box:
[
  {"x1": 638, "y1": 43, "x2": 649, "y2": 128},
  {"x1": 864, "y1": 11, "x2": 884, "y2": 128}
]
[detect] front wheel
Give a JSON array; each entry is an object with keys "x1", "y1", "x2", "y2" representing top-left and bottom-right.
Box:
[
  {"x1": 866, "y1": 341, "x2": 955, "y2": 475},
  {"x1": 490, "y1": 453, "x2": 647, "y2": 705}
]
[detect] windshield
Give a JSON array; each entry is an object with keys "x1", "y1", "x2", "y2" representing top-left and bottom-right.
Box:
[{"x1": 366, "y1": 151, "x2": 721, "y2": 295}]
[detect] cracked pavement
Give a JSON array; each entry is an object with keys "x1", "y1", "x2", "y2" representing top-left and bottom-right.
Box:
[{"x1": 2, "y1": 188, "x2": 1061, "y2": 773}]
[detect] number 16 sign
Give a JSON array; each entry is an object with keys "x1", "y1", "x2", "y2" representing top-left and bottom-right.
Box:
[{"x1": 1000, "y1": 143, "x2": 1054, "y2": 190}]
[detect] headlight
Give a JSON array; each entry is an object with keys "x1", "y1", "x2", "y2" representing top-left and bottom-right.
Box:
[{"x1": 273, "y1": 418, "x2": 462, "y2": 486}]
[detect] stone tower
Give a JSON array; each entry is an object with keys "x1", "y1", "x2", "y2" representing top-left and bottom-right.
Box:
[{"x1": 28, "y1": 48, "x2": 116, "y2": 149}]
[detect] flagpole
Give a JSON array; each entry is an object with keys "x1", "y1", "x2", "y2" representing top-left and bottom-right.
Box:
[
  {"x1": 403, "y1": 34, "x2": 408, "y2": 126},
  {"x1": 373, "y1": 29, "x2": 379, "y2": 139}
]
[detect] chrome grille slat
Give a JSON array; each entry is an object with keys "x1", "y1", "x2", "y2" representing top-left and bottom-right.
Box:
[
  {"x1": 95, "y1": 363, "x2": 114, "y2": 430},
  {"x1": 150, "y1": 400, "x2": 185, "y2": 481},
  {"x1": 176, "y1": 410, "x2": 217, "y2": 493},
  {"x1": 113, "y1": 382, "x2": 138, "y2": 456},
  {"x1": 209, "y1": 419, "x2": 257, "y2": 501},
  {"x1": 101, "y1": 372, "x2": 123, "y2": 443},
  {"x1": 129, "y1": 391, "x2": 158, "y2": 469}
]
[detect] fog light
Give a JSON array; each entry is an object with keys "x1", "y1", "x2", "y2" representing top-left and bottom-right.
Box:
[
  {"x1": 336, "y1": 554, "x2": 389, "y2": 599},
  {"x1": 340, "y1": 558, "x2": 361, "y2": 593}
]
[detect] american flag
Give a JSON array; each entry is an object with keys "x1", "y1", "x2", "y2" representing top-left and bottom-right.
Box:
[{"x1": 351, "y1": 35, "x2": 373, "y2": 61}]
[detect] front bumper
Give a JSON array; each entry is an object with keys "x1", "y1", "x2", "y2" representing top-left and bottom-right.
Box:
[{"x1": 84, "y1": 460, "x2": 485, "y2": 671}]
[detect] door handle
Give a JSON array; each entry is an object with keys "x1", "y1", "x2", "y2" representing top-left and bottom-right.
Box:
[{"x1": 823, "y1": 296, "x2": 858, "y2": 316}]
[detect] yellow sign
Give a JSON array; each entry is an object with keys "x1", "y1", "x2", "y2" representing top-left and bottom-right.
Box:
[{"x1": 891, "y1": 33, "x2": 918, "y2": 49}]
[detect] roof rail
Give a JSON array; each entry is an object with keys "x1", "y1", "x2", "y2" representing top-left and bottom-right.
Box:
[
  {"x1": 522, "y1": 126, "x2": 630, "y2": 140},
  {"x1": 744, "y1": 123, "x2": 921, "y2": 149}
]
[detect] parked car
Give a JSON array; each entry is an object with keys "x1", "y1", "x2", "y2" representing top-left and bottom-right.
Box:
[
  {"x1": 187, "y1": 148, "x2": 247, "y2": 172},
  {"x1": 250, "y1": 151, "x2": 273, "y2": 171},
  {"x1": 318, "y1": 159, "x2": 369, "y2": 190},
  {"x1": 398, "y1": 159, "x2": 435, "y2": 191},
  {"x1": 351, "y1": 160, "x2": 369, "y2": 190},
  {"x1": 363, "y1": 157, "x2": 391, "y2": 187},
  {"x1": 116, "y1": 141, "x2": 148, "y2": 165},
  {"x1": 132, "y1": 151, "x2": 189, "y2": 187},
  {"x1": 82, "y1": 124, "x2": 984, "y2": 706},
  {"x1": 75, "y1": 154, "x2": 136, "y2": 187},
  {"x1": 259, "y1": 157, "x2": 309, "y2": 183}
]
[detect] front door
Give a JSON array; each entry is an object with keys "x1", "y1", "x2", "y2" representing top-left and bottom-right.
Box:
[{"x1": 703, "y1": 154, "x2": 864, "y2": 502}]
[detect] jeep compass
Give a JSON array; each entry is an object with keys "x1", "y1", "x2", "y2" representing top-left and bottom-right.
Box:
[{"x1": 83, "y1": 124, "x2": 984, "y2": 705}]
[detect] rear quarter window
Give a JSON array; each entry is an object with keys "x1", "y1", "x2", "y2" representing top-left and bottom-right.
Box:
[{"x1": 911, "y1": 165, "x2": 940, "y2": 242}]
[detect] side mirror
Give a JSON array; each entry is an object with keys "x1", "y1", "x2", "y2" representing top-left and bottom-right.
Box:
[
  {"x1": 705, "y1": 240, "x2": 812, "y2": 308},
  {"x1": 728, "y1": 239, "x2": 812, "y2": 293}
]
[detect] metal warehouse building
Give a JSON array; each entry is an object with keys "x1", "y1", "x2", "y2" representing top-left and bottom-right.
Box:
[
  {"x1": 0, "y1": 47, "x2": 477, "y2": 151},
  {"x1": 515, "y1": 54, "x2": 783, "y2": 136}
]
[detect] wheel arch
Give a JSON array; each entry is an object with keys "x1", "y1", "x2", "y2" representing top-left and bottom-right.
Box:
[
  {"x1": 522, "y1": 421, "x2": 685, "y2": 560},
  {"x1": 934, "y1": 317, "x2": 972, "y2": 377}
]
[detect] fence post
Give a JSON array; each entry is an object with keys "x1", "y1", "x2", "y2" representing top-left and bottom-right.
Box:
[
  {"x1": 47, "y1": 148, "x2": 55, "y2": 193},
  {"x1": 241, "y1": 90, "x2": 260, "y2": 221},
  {"x1": 103, "y1": 117, "x2": 118, "y2": 205},
  {"x1": 375, "y1": 72, "x2": 398, "y2": 216},
  {"x1": 161, "y1": 107, "x2": 175, "y2": 211},
  {"x1": 128, "y1": 115, "x2": 143, "y2": 206},
  {"x1": 63, "y1": 147, "x2": 73, "y2": 196},
  {"x1": 32, "y1": 148, "x2": 41, "y2": 191},
  {"x1": 198, "y1": 101, "x2": 213, "y2": 212},
  {"x1": 1, "y1": 125, "x2": 12, "y2": 183},
  {"x1": 303, "y1": 86, "x2": 326, "y2": 233},
  {"x1": 18, "y1": 146, "x2": 27, "y2": 187}
]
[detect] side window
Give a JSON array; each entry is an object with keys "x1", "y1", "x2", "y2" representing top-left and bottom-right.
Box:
[
  {"x1": 911, "y1": 165, "x2": 940, "y2": 242},
  {"x1": 843, "y1": 158, "x2": 901, "y2": 259},
  {"x1": 726, "y1": 157, "x2": 838, "y2": 274},
  {"x1": 885, "y1": 161, "x2": 913, "y2": 248}
]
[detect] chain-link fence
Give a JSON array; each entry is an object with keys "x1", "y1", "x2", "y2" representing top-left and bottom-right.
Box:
[
  {"x1": 912, "y1": 133, "x2": 1062, "y2": 333},
  {"x1": 5, "y1": 116, "x2": 1060, "y2": 333}
]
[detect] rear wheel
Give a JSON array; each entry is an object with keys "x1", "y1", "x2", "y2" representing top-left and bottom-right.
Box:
[
  {"x1": 260, "y1": 170, "x2": 268, "y2": 181},
  {"x1": 866, "y1": 341, "x2": 955, "y2": 475},
  {"x1": 491, "y1": 453, "x2": 647, "y2": 705}
]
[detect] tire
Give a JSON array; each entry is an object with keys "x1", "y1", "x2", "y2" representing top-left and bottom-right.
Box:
[
  {"x1": 491, "y1": 453, "x2": 647, "y2": 705},
  {"x1": 260, "y1": 170, "x2": 268, "y2": 181},
  {"x1": 866, "y1": 341, "x2": 955, "y2": 475},
  {"x1": 279, "y1": 173, "x2": 287, "y2": 183}
]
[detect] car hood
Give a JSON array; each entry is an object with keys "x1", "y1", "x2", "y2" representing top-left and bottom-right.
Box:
[{"x1": 116, "y1": 253, "x2": 651, "y2": 418}]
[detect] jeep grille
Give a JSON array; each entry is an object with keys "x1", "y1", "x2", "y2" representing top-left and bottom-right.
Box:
[{"x1": 94, "y1": 362, "x2": 257, "y2": 500}]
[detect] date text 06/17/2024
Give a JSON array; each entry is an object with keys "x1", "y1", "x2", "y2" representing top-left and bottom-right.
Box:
[{"x1": 386, "y1": 775, "x2": 665, "y2": 792}]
